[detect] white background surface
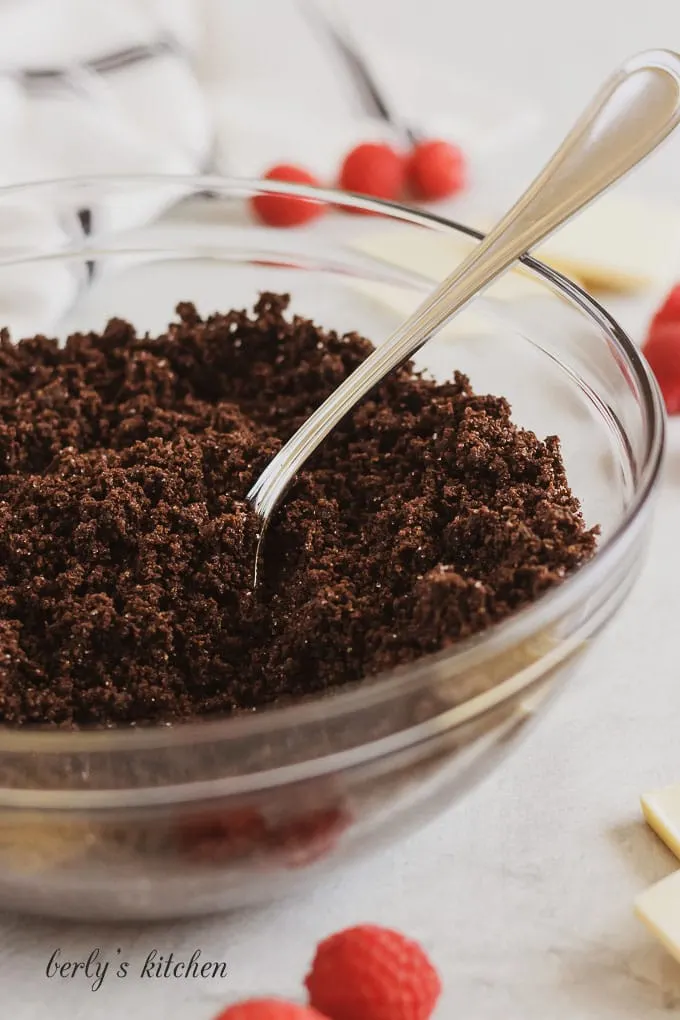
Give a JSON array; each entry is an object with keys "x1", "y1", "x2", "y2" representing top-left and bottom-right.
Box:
[{"x1": 3, "y1": 1, "x2": 680, "y2": 1017}]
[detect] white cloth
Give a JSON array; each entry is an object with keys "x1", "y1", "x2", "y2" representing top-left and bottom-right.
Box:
[
  {"x1": 0, "y1": 0, "x2": 212, "y2": 334},
  {"x1": 0, "y1": 0, "x2": 211, "y2": 185}
]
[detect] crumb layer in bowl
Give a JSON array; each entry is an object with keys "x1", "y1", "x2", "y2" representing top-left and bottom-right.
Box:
[{"x1": 0, "y1": 293, "x2": 597, "y2": 729}]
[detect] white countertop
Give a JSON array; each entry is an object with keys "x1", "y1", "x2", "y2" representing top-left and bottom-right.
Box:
[{"x1": 4, "y1": 1, "x2": 680, "y2": 1017}]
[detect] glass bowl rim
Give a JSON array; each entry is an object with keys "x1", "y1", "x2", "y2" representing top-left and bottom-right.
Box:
[{"x1": 0, "y1": 172, "x2": 666, "y2": 756}]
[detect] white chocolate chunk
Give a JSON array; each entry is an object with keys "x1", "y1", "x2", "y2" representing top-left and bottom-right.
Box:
[
  {"x1": 642, "y1": 785, "x2": 680, "y2": 860},
  {"x1": 351, "y1": 192, "x2": 680, "y2": 295},
  {"x1": 635, "y1": 870, "x2": 680, "y2": 963},
  {"x1": 533, "y1": 193, "x2": 680, "y2": 293},
  {"x1": 350, "y1": 229, "x2": 543, "y2": 299}
]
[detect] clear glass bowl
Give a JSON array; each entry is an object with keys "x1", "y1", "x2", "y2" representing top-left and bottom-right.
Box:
[{"x1": 0, "y1": 176, "x2": 665, "y2": 920}]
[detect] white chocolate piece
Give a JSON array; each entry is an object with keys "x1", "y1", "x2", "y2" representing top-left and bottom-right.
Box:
[
  {"x1": 534, "y1": 193, "x2": 680, "y2": 293},
  {"x1": 351, "y1": 192, "x2": 680, "y2": 295},
  {"x1": 350, "y1": 229, "x2": 542, "y2": 299},
  {"x1": 0, "y1": 817, "x2": 96, "y2": 874},
  {"x1": 635, "y1": 870, "x2": 680, "y2": 963},
  {"x1": 642, "y1": 785, "x2": 680, "y2": 860}
]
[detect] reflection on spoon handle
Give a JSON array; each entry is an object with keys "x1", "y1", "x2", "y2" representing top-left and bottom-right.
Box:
[{"x1": 248, "y1": 49, "x2": 680, "y2": 522}]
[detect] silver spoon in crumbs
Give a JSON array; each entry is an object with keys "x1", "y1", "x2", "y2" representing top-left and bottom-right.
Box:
[{"x1": 248, "y1": 49, "x2": 680, "y2": 582}]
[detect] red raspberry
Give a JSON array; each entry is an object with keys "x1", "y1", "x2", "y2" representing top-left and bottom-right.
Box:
[
  {"x1": 650, "y1": 283, "x2": 680, "y2": 331},
  {"x1": 251, "y1": 165, "x2": 326, "y2": 227},
  {"x1": 642, "y1": 323, "x2": 680, "y2": 414},
  {"x1": 406, "y1": 139, "x2": 466, "y2": 201},
  {"x1": 338, "y1": 142, "x2": 406, "y2": 209},
  {"x1": 177, "y1": 807, "x2": 267, "y2": 863},
  {"x1": 177, "y1": 803, "x2": 349, "y2": 868},
  {"x1": 270, "y1": 807, "x2": 349, "y2": 870},
  {"x1": 213, "y1": 1000, "x2": 328, "y2": 1020},
  {"x1": 305, "y1": 924, "x2": 441, "y2": 1020}
]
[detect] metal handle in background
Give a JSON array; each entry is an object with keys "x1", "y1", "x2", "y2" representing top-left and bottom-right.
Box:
[{"x1": 249, "y1": 49, "x2": 680, "y2": 522}]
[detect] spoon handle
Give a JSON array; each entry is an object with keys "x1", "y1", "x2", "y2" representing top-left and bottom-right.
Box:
[{"x1": 249, "y1": 49, "x2": 680, "y2": 519}]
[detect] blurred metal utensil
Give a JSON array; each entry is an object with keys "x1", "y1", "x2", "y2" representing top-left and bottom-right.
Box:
[
  {"x1": 299, "y1": 0, "x2": 417, "y2": 144},
  {"x1": 7, "y1": 37, "x2": 180, "y2": 95}
]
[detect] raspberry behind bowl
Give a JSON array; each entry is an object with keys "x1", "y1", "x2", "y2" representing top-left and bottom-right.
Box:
[
  {"x1": 0, "y1": 174, "x2": 663, "y2": 921},
  {"x1": 251, "y1": 165, "x2": 327, "y2": 227}
]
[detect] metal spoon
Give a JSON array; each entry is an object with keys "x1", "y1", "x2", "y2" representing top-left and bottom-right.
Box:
[{"x1": 248, "y1": 49, "x2": 680, "y2": 576}]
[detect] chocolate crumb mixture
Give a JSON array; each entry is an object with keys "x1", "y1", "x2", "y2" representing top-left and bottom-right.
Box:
[{"x1": 0, "y1": 293, "x2": 598, "y2": 729}]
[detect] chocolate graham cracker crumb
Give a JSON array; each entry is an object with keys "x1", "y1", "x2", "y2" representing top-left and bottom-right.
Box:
[{"x1": 0, "y1": 293, "x2": 598, "y2": 729}]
